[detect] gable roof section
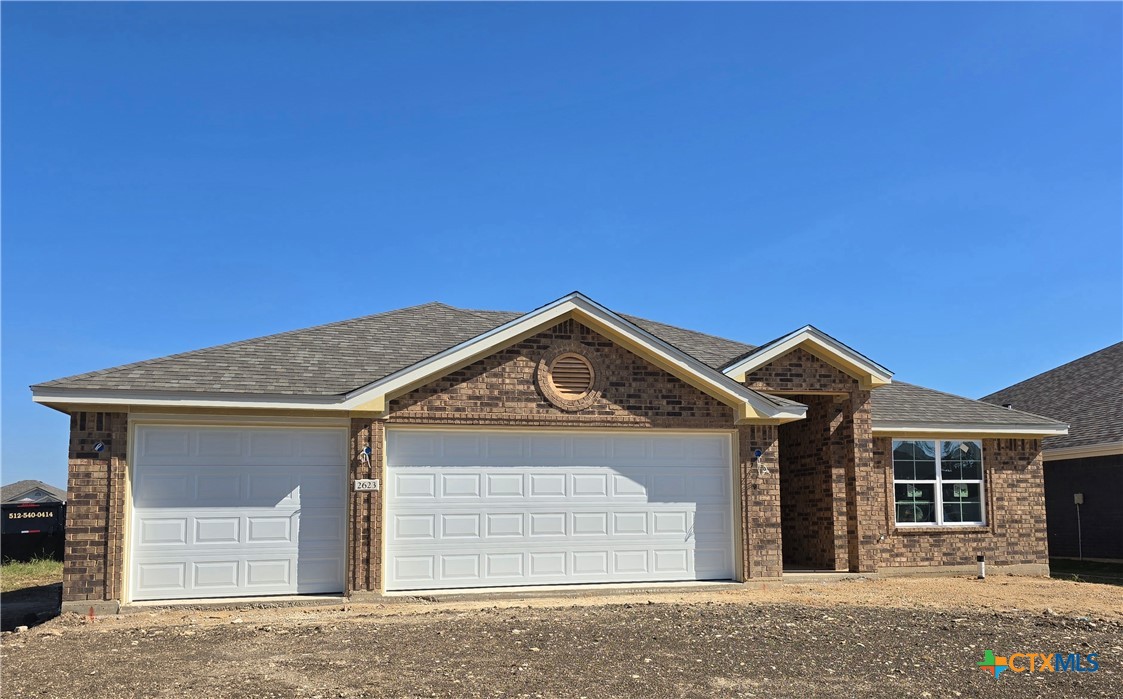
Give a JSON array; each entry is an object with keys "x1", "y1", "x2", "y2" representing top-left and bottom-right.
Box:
[
  {"x1": 33, "y1": 293, "x2": 805, "y2": 423},
  {"x1": 980, "y1": 342, "x2": 1122, "y2": 455},
  {"x1": 872, "y1": 381, "x2": 1068, "y2": 437},
  {"x1": 338, "y1": 293, "x2": 805, "y2": 422},
  {"x1": 2, "y1": 480, "x2": 67, "y2": 504},
  {"x1": 31, "y1": 293, "x2": 1067, "y2": 436},
  {"x1": 722, "y1": 325, "x2": 893, "y2": 390}
]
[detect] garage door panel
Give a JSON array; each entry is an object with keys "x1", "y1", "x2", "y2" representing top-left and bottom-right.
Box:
[
  {"x1": 138, "y1": 518, "x2": 188, "y2": 546},
  {"x1": 193, "y1": 561, "x2": 239, "y2": 589},
  {"x1": 486, "y1": 473, "x2": 524, "y2": 497},
  {"x1": 131, "y1": 426, "x2": 346, "y2": 601},
  {"x1": 441, "y1": 473, "x2": 481, "y2": 497},
  {"x1": 297, "y1": 558, "x2": 345, "y2": 589},
  {"x1": 194, "y1": 517, "x2": 240, "y2": 545},
  {"x1": 440, "y1": 513, "x2": 481, "y2": 538},
  {"x1": 386, "y1": 430, "x2": 735, "y2": 591},
  {"x1": 485, "y1": 513, "x2": 523, "y2": 537},
  {"x1": 134, "y1": 473, "x2": 192, "y2": 505},
  {"x1": 136, "y1": 562, "x2": 187, "y2": 594}
]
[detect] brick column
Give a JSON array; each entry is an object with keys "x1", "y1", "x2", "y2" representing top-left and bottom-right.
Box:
[
  {"x1": 63, "y1": 411, "x2": 128, "y2": 608},
  {"x1": 348, "y1": 418, "x2": 384, "y2": 593},
  {"x1": 738, "y1": 424, "x2": 782, "y2": 580},
  {"x1": 846, "y1": 390, "x2": 883, "y2": 572}
]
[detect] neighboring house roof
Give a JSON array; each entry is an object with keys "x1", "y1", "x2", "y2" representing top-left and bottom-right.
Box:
[
  {"x1": 980, "y1": 342, "x2": 1123, "y2": 455},
  {"x1": 1, "y1": 480, "x2": 66, "y2": 504},
  {"x1": 30, "y1": 294, "x2": 1067, "y2": 434}
]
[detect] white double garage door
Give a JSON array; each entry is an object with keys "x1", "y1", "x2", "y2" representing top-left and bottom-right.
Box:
[
  {"x1": 130, "y1": 426, "x2": 736, "y2": 600},
  {"x1": 385, "y1": 430, "x2": 736, "y2": 591}
]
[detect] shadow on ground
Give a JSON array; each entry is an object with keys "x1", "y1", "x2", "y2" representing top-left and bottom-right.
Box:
[
  {"x1": 1, "y1": 583, "x2": 61, "y2": 631},
  {"x1": 1050, "y1": 558, "x2": 1123, "y2": 586}
]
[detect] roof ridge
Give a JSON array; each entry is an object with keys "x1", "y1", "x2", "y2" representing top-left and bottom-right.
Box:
[
  {"x1": 621, "y1": 314, "x2": 756, "y2": 350},
  {"x1": 979, "y1": 341, "x2": 1123, "y2": 401},
  {"x1": 32, "y1": 302, "x2": 449, "y2": 389},
  {"x1": 898, "y1": 380, "x2": 1066, "y2": 425}
]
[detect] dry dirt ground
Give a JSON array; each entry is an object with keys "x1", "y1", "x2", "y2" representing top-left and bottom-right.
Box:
[{"x1": 1, "y1": 575, "x2": 1120, "y2": 698}]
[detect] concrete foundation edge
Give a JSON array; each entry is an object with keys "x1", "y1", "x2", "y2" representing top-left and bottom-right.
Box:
[
  {"x1": 875, "y1": 563, "x2": 1050, "y2": 578},
  {"x1": 61, "y1": 600, "x2": 121, "y2": 616}
]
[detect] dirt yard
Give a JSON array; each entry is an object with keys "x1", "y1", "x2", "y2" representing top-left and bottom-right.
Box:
[{"x1": 2, "y1": 575, "x2": 1120, "y2": 698}]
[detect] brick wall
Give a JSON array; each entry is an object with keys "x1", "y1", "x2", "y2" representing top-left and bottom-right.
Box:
[
  {"x1": 744, "y1": 347, "x2": 860, "y2": 394},
  {"x1": 744, "y1": 348, "x2": 871, "y2": 572},
  {"x1": 777, "y1": 395, "x2": 845, "y2": 569},
  {"x1": 389, "y1": 319, "x2": 735, "y2": 429},
  {"x1": 738, "y1": 424, "x2": 782, "y2": 579},
  {"x1": 348, "y1": 418, "x2": 384, "y2": 593},
  {"x1": 873, "y1": 437, "x2": 1049, "y2": 568},
  {"x1": 63, "y1": 411, "x2": 127, "y2": 603}
]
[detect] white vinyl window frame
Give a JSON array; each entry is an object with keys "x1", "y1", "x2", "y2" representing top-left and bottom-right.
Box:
[{"x1": 892, "y1": 439, "x2": 986, "y2": 527}]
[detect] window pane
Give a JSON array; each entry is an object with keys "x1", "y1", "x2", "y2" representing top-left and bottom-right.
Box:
[
  {"x1": 893, "y1": 440, "x2": 936, "y2": 481},
  {"x1": 942, "y1": 483, "x2": 982, "y2": 523},
  {"x1": 915, "y1": 454, "x2": 937, "y2": 480},
  {"x1": 895, "y1": 482, "x2": 936, "y2": 523},
  {"x1": 941, "y1": 440, "x2": 982, "y2": 480}
]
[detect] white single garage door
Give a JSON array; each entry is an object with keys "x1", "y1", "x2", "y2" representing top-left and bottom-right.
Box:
[
  {"x1": 385, "y1": 429, "x2": 736, "y2": 591},
  {"x1": 130, "y1": 426, "x2": 347, "y2": 601}
]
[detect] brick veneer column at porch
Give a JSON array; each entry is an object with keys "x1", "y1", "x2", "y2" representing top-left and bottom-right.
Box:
[
  {"x1": 63, "y1": 411, "x2": 128, "y2": 604},
  {"x1": 738, "y1": 424, "x2": 782, "y2": 580},
  {"x1": 348, "y1": 417, "x2": 384, "y2": 593},
  {"x1": 847, "y1": 389, "x2": 882, "y2": 573}
]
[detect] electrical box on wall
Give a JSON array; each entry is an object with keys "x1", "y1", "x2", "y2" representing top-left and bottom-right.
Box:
[
  {"x1": 1074, "y1": 493, "x2": 1084, "y2": 505},
  {"x1": 354, "y1": 479, "x2": 380, "y2": 492}
]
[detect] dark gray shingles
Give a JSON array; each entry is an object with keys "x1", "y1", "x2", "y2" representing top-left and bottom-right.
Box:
[
  {"x1": 620, "y1": 315, "x2": 756, "y2": 370},
  {"x1": 980, "y1": 343, "x2": 1122, "y2": 450},
  {"x1": 33, "y1": 303, "x2": 510, "y2": 396},
  {"x1": 34, "y1": 299, "x2": 1071, "y2": 430},
  {"x1": 872, "y1": 381, "x2": 1068, "y2": 429}
]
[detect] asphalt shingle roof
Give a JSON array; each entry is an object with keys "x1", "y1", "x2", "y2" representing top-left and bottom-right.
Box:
[
  {"x1": 32, "y1": 301, "x2": 1064, "y2": 429},
  {"x1": 980, "y1": 343, "x2": 1122, "y2": 450},
  {"x1": 34, "y1": 303, "x2": 511, "y2": 396},
  {"x1": 2, "y1": 480, "x2": 67, "y2": 504},
  {"x1": 871, "y1": 381, "x2": 1066, "y2": 429}
]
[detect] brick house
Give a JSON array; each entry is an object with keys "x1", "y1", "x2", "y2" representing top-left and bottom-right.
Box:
[
  {"x1": 982, "y1": 342, "x2": 1122, "y2": 561},
  {"x1": 31, "y1": 292, "x2": 1068, "y2": 612}
]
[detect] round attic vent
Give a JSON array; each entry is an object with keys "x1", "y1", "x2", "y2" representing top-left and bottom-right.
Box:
[
  {"x1": 549, "y1": 353, "x2": 595, "y2": 398},
  {"x1": 536, "y1": 342, "x2": 603, "y2": 412}
]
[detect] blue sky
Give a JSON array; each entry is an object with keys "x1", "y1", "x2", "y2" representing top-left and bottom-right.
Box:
[{"x1": 3, "y1": 3, "x2": 1120, "y2": 487}]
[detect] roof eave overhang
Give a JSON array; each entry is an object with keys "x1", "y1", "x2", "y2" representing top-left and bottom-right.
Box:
[
  {"x1": 722, "y1": 326, "x2": 893, "y2": 391},
  {"x1": 1042, "y1": 441, "x2": 1123, "y2": 461},
  {"x1": 31, "y1": 387, "x2": 349, "y2": 413},
  {"x1": 872, "y1": 421, "x2": 1070, "y2": 439},
  {"x1": 31, "y1": 293, "x2": 808, "y2": 425}
]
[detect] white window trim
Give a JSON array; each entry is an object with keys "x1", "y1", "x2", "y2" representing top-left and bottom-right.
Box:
[{"x1": 892, "y1": 439, "x2": 986, "y2": 527}]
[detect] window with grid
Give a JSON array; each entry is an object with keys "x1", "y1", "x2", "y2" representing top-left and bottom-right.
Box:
[{"x1": 892, "y1": 439, "x2": 985, "y2": 526}]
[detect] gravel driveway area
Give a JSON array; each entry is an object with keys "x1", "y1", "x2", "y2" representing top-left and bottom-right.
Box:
[
  {"x1": 3, "y1": 577, "x2": 1121, "y2": 699},
  {"x1": 2, "y1": 579, "x2": 1123, "y2": 699}
]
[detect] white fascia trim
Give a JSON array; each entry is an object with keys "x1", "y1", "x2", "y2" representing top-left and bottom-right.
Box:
[
  {"x1": 722, "y1": 326, "x2": 893, "y2": 387},
  {"x1": 32, "y1": 387, "x2": 344, "y2": 411},
  {"x1": 1043, "y1": 442, "x2": 1123, "y2": 461},
  {"x1": 872, "y1": 421, "x2": 1070, "y2": 437},
  {"x1": 341, "y1": 293, "x2": 804, "y2": 420}
]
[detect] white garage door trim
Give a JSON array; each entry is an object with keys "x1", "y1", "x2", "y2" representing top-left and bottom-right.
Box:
[
  {"x1": 128, "y1": 424, "x2": 348, "y2": 602},
  {"x1": 384, "y1": 428, "x2": 737, "y2": 591}
]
